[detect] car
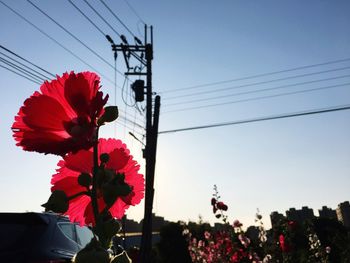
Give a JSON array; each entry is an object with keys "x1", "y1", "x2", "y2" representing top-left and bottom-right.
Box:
[{"x1": 0, "y1": 212, "x2": 94, "y2": 263}]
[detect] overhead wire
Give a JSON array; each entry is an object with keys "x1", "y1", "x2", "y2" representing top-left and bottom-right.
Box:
[
  {"x1": 0, "y1": 64, "x2": 41, "y2": 85},
  {"x1": 165, "y1": 74, "x2": 350, "y2": 107},
  {"x1": 163, "y1": 57, "x2": 350, "y2": 94},
  {"x1": 67, "y1": 0, "x2": 106, "y2": 37},
  {"x1": 163, "y1": 66, "x2": 350, "y2": 100},
  {"x1": 159, "y1": 104, "x2": 350, "y2": 134},
  {"x1": 0, "y1": 56, "x2": 46, "y2": 83},
  {"x1": 82, "y1": 0, "x2": 122, "y2": 38},
  {"x1": 27, "y1": 0, "x2": 111, "y2": 67},
  {"x1": 0, "y1": 0, "x2": 115, "y2": 85},
  {"x1": 0, "y1": 51, "x2": 51, "y2": 81},
  {"x1": 26, "y1": 0, "x2": 126, "y2": 79},
  {"x1": 0, "y1": 45, "x2": 55, "y2": 78},
  {"x1": 98, "y1": 0, "x2": 138, "y2": 38},
  {"x1": 123, "y1": 0, "x2": 146, "y2": 25},
  {"x1": 162, "y1": 82, "x2": 350, "y2": 114}
]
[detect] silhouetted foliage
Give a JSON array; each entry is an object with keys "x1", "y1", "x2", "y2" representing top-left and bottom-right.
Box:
[{"x1": 156, "y1": 222, "x2": 191, "y2": 263}]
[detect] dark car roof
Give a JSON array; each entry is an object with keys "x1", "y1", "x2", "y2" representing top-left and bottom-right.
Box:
[{"x1": 0, "y1": 212, "x2": 80, "y2": 262}]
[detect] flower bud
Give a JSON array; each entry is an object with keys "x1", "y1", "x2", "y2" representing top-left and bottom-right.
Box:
[
  {"x1": 100, "y1": 153, "x2": 110, "y2": 163},
  {"x1": 217, "y1": 201, "x2": 228, "y2": 211},
  {"x1": 78, "y1": 173, "x2": 92, "y2": 187},
  {"x1": 97, "y1": 106, "x2": 119, "y2": 126}
]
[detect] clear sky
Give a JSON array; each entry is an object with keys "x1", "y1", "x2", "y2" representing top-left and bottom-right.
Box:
[{"x1": 0, "y1": 0, "x2": 349, "y2": 229}]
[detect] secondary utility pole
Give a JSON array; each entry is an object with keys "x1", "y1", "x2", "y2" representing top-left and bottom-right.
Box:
[{"x1": 106, "y1": 25, "x2": 160, "y2": 263}]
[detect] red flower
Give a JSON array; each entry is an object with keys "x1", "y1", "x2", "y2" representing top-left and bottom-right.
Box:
[
  {"x1": 217, "y1": 201, "x2": 228, "y2": 211},
  {"x1": 279, "y1": 234, "x2": 291, "y2": 253},
  {"x1": 51, "y1": 138, "x2": 144, "y2": 226},
  {"x1": 12, "y1": 71, "x2": 108, "y2": 155}
]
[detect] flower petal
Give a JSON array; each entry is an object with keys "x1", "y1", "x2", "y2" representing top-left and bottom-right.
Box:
[{"x1": 64, "y1": 72, "x2": 99, "y2": 116}]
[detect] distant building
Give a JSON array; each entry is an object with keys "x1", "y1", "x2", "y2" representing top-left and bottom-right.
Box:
[
  {"x1": 139, "y1": 213, "x2": 170, "y2": 232},
  {"x1": 286, "y1": 206, "x2": 314, "y2": 223},
  {"x1": 123, "y1": 216, "x2": 142, "y2": 233},
  {"x1": 270, "y1": 211, "x2": 285, "y2": 227},
  {"x1": 318, "y1": 206, "x2": 337, "y2": 220},
  {"x1": 336, "y1": 201, "x2": 350, "y2": 228}
]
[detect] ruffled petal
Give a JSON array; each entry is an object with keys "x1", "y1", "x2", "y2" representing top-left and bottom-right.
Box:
[
  {"x1": 40, "y1": 72, "x2": 76, "y2": 119},
  {"x1": 51, "y1": 175, "x2": 86, "y2": 197},
  {"x1": 64, "y1": 72, "x2": 99, "y2": 116},
  {"x1": 21, "y1": 95, "x2": 71, "y2": 131},
  {"x1": 66, "y1": 195, "x2": 91, "y2": 226},
  {"x1": 63, "y1": 150, "x2": 94, "y2": 174},
  {"x1": 50, "y1": 138, "x2": 144, "y2": 225},
  {"x1": 12, "y1": 71, "x2": 106, "y2": 156},
  {"x1": 105, "y1": 148, "x2": 130, "y2": 171}
]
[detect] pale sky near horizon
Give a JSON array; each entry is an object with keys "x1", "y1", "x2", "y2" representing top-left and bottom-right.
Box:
[{"x1": 0, "y1": 0, "x2": 349, "y2": 229}]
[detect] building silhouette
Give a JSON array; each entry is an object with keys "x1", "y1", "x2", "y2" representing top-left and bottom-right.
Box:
[
  {"x1": 336, "y1": 201, "x2": 350, "y2": 228},
  {"x1": 318, "y1": 206, "x2": 337, "y2": 220},
  {"x1": 286, "y1": 206, "x2": 314, "y2": 223},
  {"x1": 270, "y1": 211, "x2": 285, "y2": 228},
  {"x1": 270, "y1": 201, "x2": 350, "y2": 229}
]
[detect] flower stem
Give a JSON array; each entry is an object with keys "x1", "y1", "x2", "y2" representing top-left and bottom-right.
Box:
[
  {"x1": 91, "y1": 128, "x2": 100, "y2": 226},
  {"x1": 68, "y1": 191, "x2": 90, "y2": 200}
]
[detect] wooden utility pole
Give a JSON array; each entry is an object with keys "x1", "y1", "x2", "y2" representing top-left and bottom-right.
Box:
[{"x1": 107, "y1": 25, "x2": 159, "y2": 263}]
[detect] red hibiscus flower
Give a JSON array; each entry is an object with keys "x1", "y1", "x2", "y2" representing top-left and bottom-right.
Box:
[
  {"x1": 12, "y1": 71, "x2": 108, "y2": 155},
  {"x1": 51, "y1": 138, "x2": 144, "y2": 226}
]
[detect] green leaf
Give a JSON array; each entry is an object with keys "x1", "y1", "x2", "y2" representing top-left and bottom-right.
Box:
[
  {"x1": 42, "y1": 190, "x2": 69, "y2": 214},
  {"x1": 102, "y1": 172, "x2": 132, "y2": 207},
  {"x1": 73, "y1": 238, "x2": 110, "y2": 263},
  {"x1": 98, "y1": 106, "x2": 119, "y2": 126},
  {"x1": 93, "y1": 219, "x2": 121, "y2": 249}
]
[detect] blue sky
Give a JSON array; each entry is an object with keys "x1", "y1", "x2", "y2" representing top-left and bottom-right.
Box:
[{"x1": 0, "y1": 0, "x2": 349, "y2": 228}]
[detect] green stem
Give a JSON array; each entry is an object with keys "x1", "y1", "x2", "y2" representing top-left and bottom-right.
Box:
[
  {"x1": 68, "y1": 191, "x2": 90, "y2": 201},
  {"x1": 91, "y1": 127, "x2": 100, "y2": 227}
]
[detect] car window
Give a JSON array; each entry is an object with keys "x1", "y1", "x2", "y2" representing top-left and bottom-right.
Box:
[
  {"x1": 58, "y1": 223, "x2": 75, "y2": 241},
  {"x1": 75, "y1": 225, "x2": 94, "y2": 247}
]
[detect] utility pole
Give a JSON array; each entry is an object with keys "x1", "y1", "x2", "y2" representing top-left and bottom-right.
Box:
[{"x1": 106, "y1": 25, "x2": 159, "y2": 263}]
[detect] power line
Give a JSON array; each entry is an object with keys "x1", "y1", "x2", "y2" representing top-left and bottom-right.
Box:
[
  {"x1": 26, "y1": 0, "x2": 126, "y2": 78},
  {"x1": 162, "y1": 82, "x2": 350, "y2": 114},
  {"x1": 118, "y1": 115, "x2": 144, "y2": 131},
  {"x1": 67, "y1": 0, "x2": 105, "y2": 37},
  {"x1": 98, "y1": 0, "x2": 138, "y2": 39},
  {"x1": 0, "y1": 50, "x2": 52, "y2": 80},
  {"x1": 164, "y1": 66, "x2": 350, "y2": 100},
  {"x1": 0, "y1": 56, "x2": 45, "y2": 82},
  {"x1": 165, "y1": 74, "x2": 350, "y2": 107},
  {"x1": 82, "y1": 0, "x2": 122, "y2": 38},
  {"x1": 162, "y1": 57, "x2": 350, "y2": 94},
  {"x1": 0, "y1": 63, "x2": 41, "y2": 84},
  {"x1": 0, "y1": 0, "x2": 115, "y2": 85},
  {"x1": 0, "y1": 45, "x2": 55, "y2": 78},
  {"x1": 123, "y1": 0, "x2": 146, "y2": 25},
  {"x1": 159, "y1": 104, "x2": 350, "y2": 134}
]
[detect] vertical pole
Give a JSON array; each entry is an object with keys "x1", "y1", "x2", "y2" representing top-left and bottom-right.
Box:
[{"x1": 140, "y1": 26, "x2": 154, "y2": 262}]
